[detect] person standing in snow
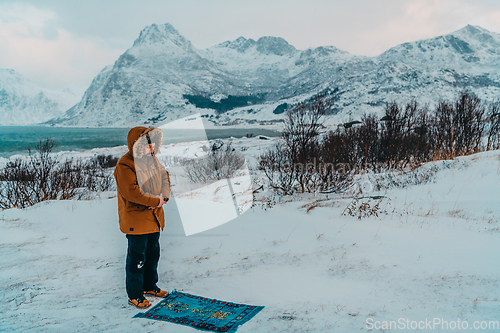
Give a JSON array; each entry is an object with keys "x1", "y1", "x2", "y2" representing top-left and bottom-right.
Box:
[{"x1": 114, "y1": 126, "x2": 171, "y2": 308}]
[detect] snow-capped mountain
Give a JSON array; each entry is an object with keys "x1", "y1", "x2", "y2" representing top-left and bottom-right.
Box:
[
  {"x1": 379, "y1": 25, "x2": 500, "y2": 70},
  {"x1": 44, "y1": 23, "x2": 500, "y2": 127},
  {"x1": 321, "y1": 24, "x2": 500, "y2": 120},
  {"x1": 0, "y1": 69, "x2": 78, "y2": 126}
]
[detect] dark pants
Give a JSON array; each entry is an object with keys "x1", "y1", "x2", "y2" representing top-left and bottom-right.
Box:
[{"x1": 125, "y1": 232, "x2": 160, "y2": 300}]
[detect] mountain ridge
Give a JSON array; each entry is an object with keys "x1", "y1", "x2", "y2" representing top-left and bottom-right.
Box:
[
  {"x1": 43, "y1": 23, "x2": 500, "y2": 127},
  {"x1": 0, "y1": 69, "x2": 78, "y2": 126}
]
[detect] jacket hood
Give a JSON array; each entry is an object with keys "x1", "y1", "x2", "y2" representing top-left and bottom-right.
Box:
[{"x1": 126, "y1": 126, "x2": 163, "y2": 158}]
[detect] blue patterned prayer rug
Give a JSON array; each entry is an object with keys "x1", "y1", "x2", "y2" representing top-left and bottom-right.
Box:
[{"x1": 133, "y1": 290, "x2": 264, "y2": 332}]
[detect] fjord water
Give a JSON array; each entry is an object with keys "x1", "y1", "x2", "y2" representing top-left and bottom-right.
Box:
[{"x1": 0, "y1": 126, "x2": 280, "y2": 158}]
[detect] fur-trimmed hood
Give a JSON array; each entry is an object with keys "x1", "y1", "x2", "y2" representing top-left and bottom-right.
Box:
[{"x1": 127, "y1": 126, "x2": 163, "y2": 159}]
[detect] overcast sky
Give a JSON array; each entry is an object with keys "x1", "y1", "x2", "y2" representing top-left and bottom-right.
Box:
[{"x1": 1, "y1": 0, "x2": 499, "y2": 97}]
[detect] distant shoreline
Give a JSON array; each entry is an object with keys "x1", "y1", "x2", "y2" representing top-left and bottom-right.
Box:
[{"x1": 0, "y1": 126, "x2": 281, "y2": 159}]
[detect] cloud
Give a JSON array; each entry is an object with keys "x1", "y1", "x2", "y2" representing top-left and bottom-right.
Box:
[
  {"x1": 0, "y1": 3, "x2": 57, "y2": 39},
  {"x1": 484, "y1": 11, "x2": 500, "y2": 31},
  {"x1": 0, "y1": 2, "x2": 123, "y2": 96},
  {"x1": 345, "y1": 0, "x2": 500, "y2": 56}
]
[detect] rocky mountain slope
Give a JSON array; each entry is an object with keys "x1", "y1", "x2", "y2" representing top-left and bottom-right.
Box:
[
  {"x1": 44, "y1": 23, "x2": 500, "y2": 127},
  {"x1": 0, "y1": 69, "x2": 78, "y2": 126}
]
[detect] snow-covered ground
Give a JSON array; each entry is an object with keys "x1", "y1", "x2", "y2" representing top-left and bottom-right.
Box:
[{"x1": 1, "y1": 137, "x2": 500, "y2": 332}]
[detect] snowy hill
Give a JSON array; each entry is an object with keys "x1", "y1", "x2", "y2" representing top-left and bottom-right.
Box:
[
  {"x1": 0, "y1": 69, "x2": 78, "y2": 126},
  {"x1": 1, "y1": 138, "x2": 499, "y2": 331},
  {"x1": 379, "y1": 25, "x2": 500, "y2": 70},
  {"x1": 44, "y1": 23, "x2": 500, "y2": 127}
]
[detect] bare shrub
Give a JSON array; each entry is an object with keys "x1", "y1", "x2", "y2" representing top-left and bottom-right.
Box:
[
  {"x1": 182, "y1": 140, "x2": 245, "y2": 184},
  {"x1": 486, "y1": 101, "x2": 500, "y2": 150},
  {"x1": 283, "y1": 97, "x2": 331, "y2": 193},
  {"x1": 259, "y1": 96, "x2": 338, "y2": 194},
  {"x1": 94, "y1": 154, "x2": 119, "y2": 168},
  {"x1": 259, "y1": 90, "x2": 498, "y2": 197},
  {"x1": 431, "y1": 90, "x2": 488, "y2": 158},
  {"x1": 314, "y1": 161, "x2": 354, "y2": 194},
  {"x1": 259, "y1": 141, "x2": 295, "y2": 195},
  {"x1": 342, "y1": 196, "x2": 388, "y2": 219},
  {"x1": 251, "y1": 192, "x2": 278, "y2": 211},
  {"x1": 0, "y1": 138, "x2": 114, "y2": 209}
]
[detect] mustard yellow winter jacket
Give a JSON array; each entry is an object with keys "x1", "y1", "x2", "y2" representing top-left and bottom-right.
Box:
[{"x1": 114, "y1": 126, "x2": 171, "y2": 235}]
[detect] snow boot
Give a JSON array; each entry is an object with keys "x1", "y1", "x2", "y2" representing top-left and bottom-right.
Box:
[
  {"x1": 128, "y1": 295, "x2": 151, "y2": 308},
  {"x1": 144, "y1": 287, "x2": 169, "y2": 298}
]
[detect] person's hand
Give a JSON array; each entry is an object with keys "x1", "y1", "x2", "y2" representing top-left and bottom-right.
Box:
[{"x1": 148, "y1": 193, "x2": 167, "y2": 209}]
